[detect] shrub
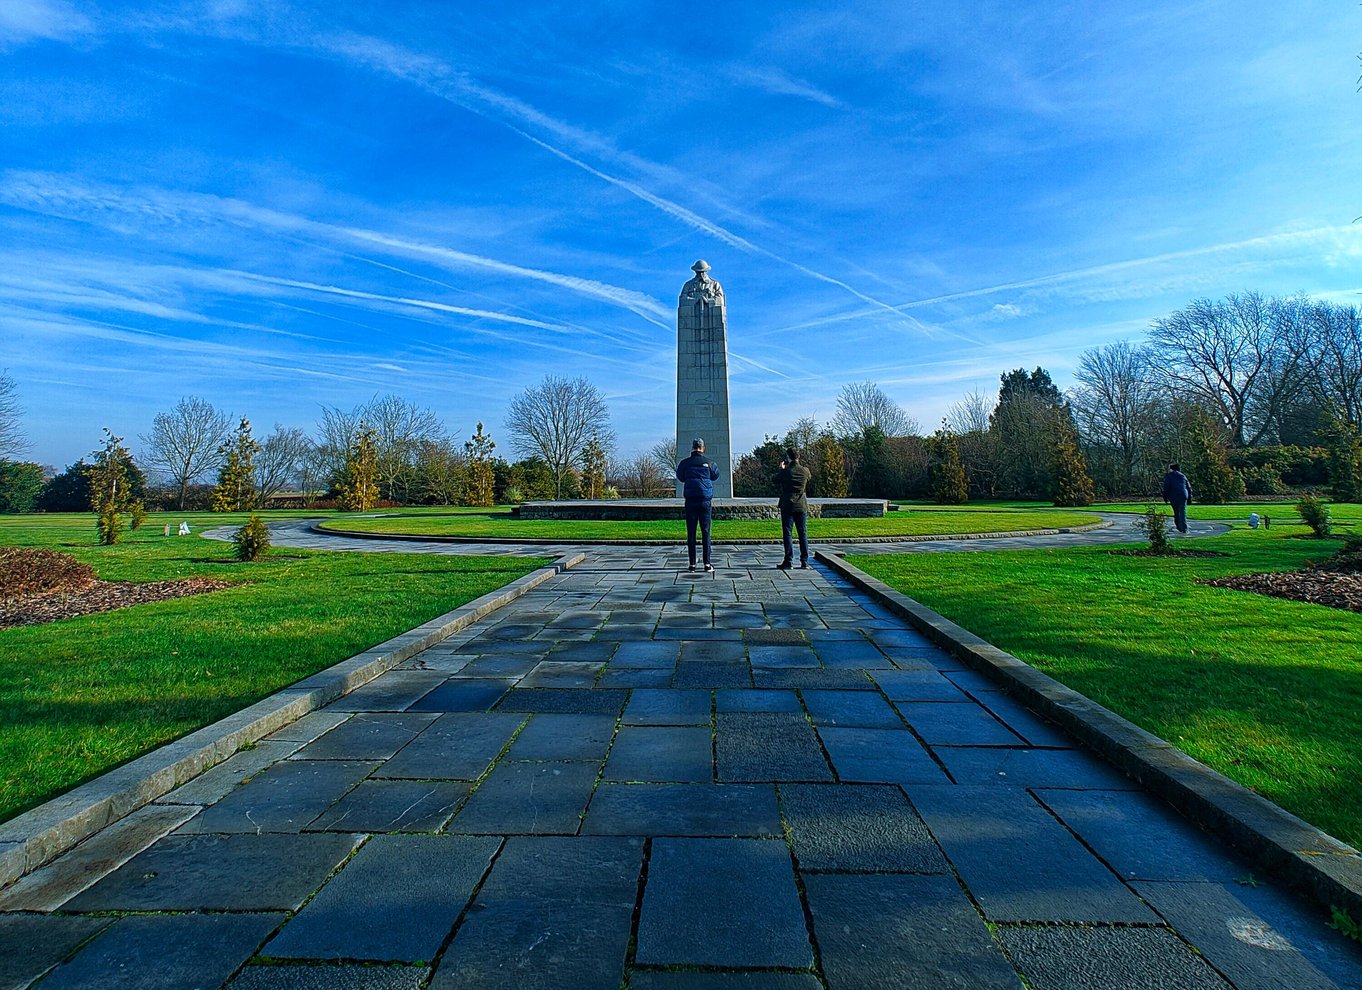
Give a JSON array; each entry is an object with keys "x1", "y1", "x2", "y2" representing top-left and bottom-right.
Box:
[
  {"x1": 0, "y1": 548, "x2": 97, "y2": 599},
  {"x1": 96, "y1": 506, "x2": 121, "y2": 545},
  {"x1": 1296, "y1": 493, "x2": 1332, "y2": 538},
  {"x1": 233, "y1": 515, "x2": 271, "y2": 561},
  {"x1": 1241, "y1": 465, "x2": 1290, "y2": 496},
  {"x1": 129, "y1": 502, "x2": 147, "y2": 530},
  {"x1": 502, "y1": 486, "x2": 524, "y2": 504},
  {"x1": 1137, "y1": 504, "x2": 1172, "y2": 553},
  {"x1": 602, "y1": 485, "x2": 621, "y2": 500}
]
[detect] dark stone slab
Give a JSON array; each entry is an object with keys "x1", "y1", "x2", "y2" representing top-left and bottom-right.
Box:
[
  {"x1": 654, "y1": 627, "x2": 743, "y2": 641},
  {"x1": 745, "y1": 628, "x2": 807, "y2": 645},
  {"x1": 1133, "y1": 881, "x2": 1339, "y2": 990},
  {"x1": 712, "y1": 607, "x2": 769, "y2": 629},
  {"x1": 942, "y1": 668, "x2": 998, "y2": 693},
  {"x1": 715, "y1": 689, "x2": 802, "y2": 713},
  {"x1": 430, "y1": 836, "x2": 641, "y2": 990},
  {"x1": 1034, "y1": 789, "x2": 1242, "y2": 882},
  {"x1": 228, "y1": 965, "x2": 425, "y2": 990},
  {"x1": 999, "y1": 924, "x2": 1233, "y2": 989},
  {"x1": 636, "y1": 838, "x2": 811, "y2": 967},
  {"x1": 177, "y1": 760, "x2": 380, "y2": 833},
  {"x1": 818, "y1": 727, "x2": 947, "y2": 784},
  {"x1": 407, "y1": 678, "x2": 517, "y2": 712},
  {"x1": 64, "y1": 832, "x2": 360, "y2": 912},
  {"x1": 547, "y1": 641, "x2": 620, "y2": 664},
  {"x1": 1224, "y1": 880, "x2": 1362, "y2": 990},
  {"x1": 262, "y1": 710, "x2": 350, "y2": 744},
  {"x1": 598, "y1": 667, "x2": 674, "y2": 688},
  {"x1": 0, "y1": 914, "x2": 110, "y2": 990},
  {"x1": 296, "y1": 713, "x2": 439, "y2": 760},
  {"x1": 623, "y1": 689, "x2": 712, "y2": 726},
  {"x1": 628, "y1": 974, "x2": 821, "y2": 990},
  {"x1": 747, "y1": 645, "x2": 820, "y2": 668},
  {"x1": 802, "y1": 690, "x2": 901, "y2": 728},
  {"x1": 870, "y1": 669, "x2": 970, "y2": 703},
  {"x1": 805, "y1": 873, "x2": 1017, "y2": 989},
  {"x1": 495, "y1": 688, "x2": 629, "y2": 714},
  {"x1": 681, "y1": 640, "x2": 746, "y2": 663},
  {"x1": 716, "y1": 713, "x2": 833, "y2": 782},
  {"x1": 611, "y1": 640, "x2": 681, "y2": 667},
  {"x1": 508, "y1": 713, "x2": 617, "y2": 761},
  {"x1": 454, "y1": 656, "x2": 541, "y2": 678},
  {"x1": 811, "y1": 640, "x2": 892, "y2": 669},
  {"x1": 804, "y1": 629, "x2": 864, "y2": 642},
  {"x1": 605, "y1": 726, "x2": 713, "y2": 782},
  {"x1": 893, "y1": 702, "x2": 1025, "y2": 746},
  {"x1": 519, "y1": 661, "x2": 603, "y2": 688},
  {"x1": 584, "y1": 783, "x2": 780, "y2": 836},
  {"x1": 934, "y1": 746, "x2": 1134, "y2": 789},
  {"x1": 673, "y1": 662, "x2": 752, "y2": 689},
  {"x1": 308, "y1": 779, "x2": 468, "y2": 832},
  {"x1": 780, "y1": 784, "x2": 946, "y2": 873},
  {"x1": 908, "y1": 785, "x2": 1155, "y2": 923},
  {"x1": 449, "y1": 761, "x2": 599, "y2": 834},
  {"x1": 375, "y1": 712, "x2": 524, "y2": 780},
  {"x1": 753, "y1": 669, "x2": 874, "y2": 691},
  {"x1": 867, "y1": 628, "x2": 936, "y2": 648},
  {"x1": 328, "y1": 670, "x2": 448, "y2": 712},
  {"x1": 974, "y1": 691, "x2": 1074, "y2": 747},
  {"x1": 37, "y1": 912, "x2": 284, "y2": 990},
  {"x1": 266, "y1": 835, "x2": 499, "y2": 962}
]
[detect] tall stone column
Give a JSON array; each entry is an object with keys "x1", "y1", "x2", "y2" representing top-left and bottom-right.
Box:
[{"x1": 676, "y1": 259, "x2": 733, "y2": 497}]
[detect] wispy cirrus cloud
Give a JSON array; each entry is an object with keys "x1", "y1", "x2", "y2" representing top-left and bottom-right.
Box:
[
  {"x1": 0, "y1": 0, "x2": 91, "y2": 47},
  {"x1": 729, "y1": 66, "x2": 844, "y2": 109}
]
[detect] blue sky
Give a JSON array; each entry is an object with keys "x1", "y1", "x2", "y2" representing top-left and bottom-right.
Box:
[{"x1": 2, "y1": 1, "x2": 1359, "y2": 470}]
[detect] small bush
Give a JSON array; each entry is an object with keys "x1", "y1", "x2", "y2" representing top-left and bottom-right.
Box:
[
  {"x1": 1137, "y1": 504, "x2": 1172, "y2": 553},
  {"x1": 234, "y1": 515, "x2": 272, "y2": 562},
  {"x1": 502, "y1": 486, "x2": 524, "y2": 505},
  {"x1": 96, "y1": 506, "x2": 122, "y2": 545},
  {"x1": 1296, "y1": 493, "x2": 1332, "y2": 538},
  {"x1": 602, "y1": 485, "x2": 621, "y2": 500},
  {"x1": 128, "y1": 502, "x2": 147, "y2": 530},
  {"x1": 0, "y1": 548, "x2": 97, "y2": 599}
]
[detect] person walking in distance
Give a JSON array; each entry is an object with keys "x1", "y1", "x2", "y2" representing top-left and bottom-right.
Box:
[
  {"x1": 773, "y1": 447, "x2": 812, "y2": 569},
  {"x1": 676, "y1": 438, "x2": 719, "y2": 572},
  {"x1": 1161, "y1": 462, "x2": 1193, "y2": 534}
]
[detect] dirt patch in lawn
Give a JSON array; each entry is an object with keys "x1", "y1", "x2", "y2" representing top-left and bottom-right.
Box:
[
  {"x1": 0, "y1": 577, "x2": 236, "y2": 629},
  {"x1": 1204, "y1": 553, "x2": 1362, "y2": 614}
]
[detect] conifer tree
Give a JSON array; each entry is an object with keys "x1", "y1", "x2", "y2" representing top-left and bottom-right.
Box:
[
  {"x1": 581, "y1": 436, "x2": 607, "y2": 499},
  {"x1": 211, "y1": 417, "x2": 261, "y2": 512},
  {"x1": 337, "y1": 425, "x2": 379, "y2": 511},
  {"x1": 1051, "y1": 429, "x2": 1096, "y2": 507},
  {"x1": 88, "y1": 429, "x2": 143, "y2": 544},
  {"x1": 1322, "y1": 407, "x2": 1362, "y2": 503},
  {"x1": 810, "y1": 432, "x2": 849, "y2": 497},
  {"x1": 464, "y1": 422, "x2": 496, "y2": 507},
  {"x1": 929, "y1": 423, "x2": 969, "y2": 504}
]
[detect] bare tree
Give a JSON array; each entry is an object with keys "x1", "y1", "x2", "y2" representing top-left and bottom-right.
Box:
[
  {"x1": 1069, "y1": 340, "x2": 1160, "y2": 491},
  {"x1": 0, "y1": 371, "x2": 29, "y2": 458},
  {"x1": 505, "y1": 375, "x2": 614, "y2": 498},
  {"x1": 1307, "y1": 301, "x2": 1362, "y2": 426},
  {"x1": 650, "y1": 437, "x2": 678, "y2": 474},
  {"x1": 140, "y1": 396, "x2": 232, "y2": 510},
  {"x1": 365, "y1": 394, "x2": 448, "y2": 503},
  {"x1": 782, "y1": 416, "x2": 821, "y2": 453},
  {"x1": 314, "y1": 404, "x2": 363, "y2": 487},
  {"x1": 1148, "y1": 292, "x2": 1300, "y2": 446},
  {"x1": 415, "y1": 437, "x2": 465, "y2": 505},
  {"x1": 831, "y1": 382, "x2": 919, "y2": 438},
  {"x1": 945, "y1": 389, "x2": 994, "y2": 435},
  {"x1": 613, "y1": 450, "x2": 671, "y2": 497},
  {"x1": 255, "y1": 425, "x2": 314, "y2": 505}
]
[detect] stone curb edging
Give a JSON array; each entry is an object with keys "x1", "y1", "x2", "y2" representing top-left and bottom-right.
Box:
[
  {"x1": 816, "y1": 550, "x2": 1362, "y2": 920},
  {"x1": 308, "y1": 519, "x2": 1112, "y2": 547},
  {"x1": 0, "y1": 553, "x2": 585, "y2": 892}
]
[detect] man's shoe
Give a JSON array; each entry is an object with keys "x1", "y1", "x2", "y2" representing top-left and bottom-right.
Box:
[
  {"x1": 703, "y1": 563, "x2": 715, "y2": 572},
  {"x1": 799, "y1": 561, "x2": 809, "y2": 569},
  {"x1": 688, "y1": 564, "x2": 697, "y2": 572},
  {"x1": 776, "y1": 561, "x2": 792, "y2": 570}
]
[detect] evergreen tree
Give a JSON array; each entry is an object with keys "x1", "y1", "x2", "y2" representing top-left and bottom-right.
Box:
[
  {"x1": 1182, "y1": 408, "x2": 1244, "y2": 504},
  {"x1": 810, "y1": 432, "x2": 848, "y2": 498},
  {"x1": 88, "y1": 429, "x2": 143, "y2": 545},
  {"x1": 581, "y1": 436, "x2": 608, "y2": 499},
  {"x1": 850, "y1": 425, "x2": 888, "y2": 497},
  {"x1": 464, "y1": 422, "x2": 496, "y2": 507},
  {"x1": 0, "y1": 460, "x2": 45, "y2": 513},
  {"x1": 211, "y1": 417, "x2": 261, "y2": 512},
  {"x1": 337, "y1": 425, "x2": 379, "y2": 511},
  {"x1": 1051, "y1": 429, "x2": 1096, "y2": 507},
  {"x1": 929, "y1": 423, "x2": 969, "y2": 504},
  {"x1": 1322, "y1": 408, "x2": 1362, "y2": 502}
]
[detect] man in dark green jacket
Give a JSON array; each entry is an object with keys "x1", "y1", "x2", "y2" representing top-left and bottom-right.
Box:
[{"x1": 773, "y1": 448, "x2": 813, "y2": 569}]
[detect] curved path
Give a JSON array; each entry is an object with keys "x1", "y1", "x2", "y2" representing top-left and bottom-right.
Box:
[{"x1": 13, "y1": 514, "x2": 1361, "y2": 989}]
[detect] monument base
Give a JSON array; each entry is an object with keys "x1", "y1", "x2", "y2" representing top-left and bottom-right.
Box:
[{"x1": 513, "y1": 497, "x2": 887, "y2": 521}]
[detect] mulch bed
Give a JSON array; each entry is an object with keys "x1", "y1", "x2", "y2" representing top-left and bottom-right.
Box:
[
  {"x1": 1204, "y1": 569, "x2": 1362, "y2": 614},
  {"x1": 1112, "y1": 548, "x2": 1230, "y2": 558},
  {"x1": 0, "y1": 578, "x2": 235, "y2": 629}
]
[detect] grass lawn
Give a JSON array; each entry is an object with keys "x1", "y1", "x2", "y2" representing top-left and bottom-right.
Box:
[
  {"x1": 319, "y1": 505, "x2": 1101, "y2": 540},
  {"x1": 1088, "y1": 500, "x2": 1362, "y2": 523},
  {"x1": 850, "y1": 524, "x2": 1362, "y2": 848},
  {"x1": 0, "y1": 512, "x2": 547, "y2": 824}
]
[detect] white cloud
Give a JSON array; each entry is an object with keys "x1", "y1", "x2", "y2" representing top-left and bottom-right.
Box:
[{"x1": 0, "y1": 0, "x2": 91, "y2": 46}]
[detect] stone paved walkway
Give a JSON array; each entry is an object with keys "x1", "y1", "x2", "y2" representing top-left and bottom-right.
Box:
[{"x1": 6, "y1": 529, "x2": 1362, "y2": 989}]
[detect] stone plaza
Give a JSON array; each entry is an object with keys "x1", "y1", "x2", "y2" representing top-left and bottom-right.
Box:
[{"x1": 3, "y1": 520, "x2": 1360, "y2": 989}]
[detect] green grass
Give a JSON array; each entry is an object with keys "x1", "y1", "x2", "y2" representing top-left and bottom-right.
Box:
[
  {"x1": 0, "y1": 512, "x2": 547, "y2": 824},
  {"x1": 850, "y1": 524, "x2": 1362, "y2": 847},
  {"x1": 1088, "y1": 500, "x2": 1362, "y2": 522},
  {"x1": 318, "y1": 505, "x2": 1101, "y2": 540}
]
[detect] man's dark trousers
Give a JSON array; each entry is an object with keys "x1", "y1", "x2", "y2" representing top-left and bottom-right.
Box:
[
  {"x1": 1170, "y1": 499, "x2": 1188, "y2": 534},
  {"x1": 685, "y1": 497, "x2": 713, "y2": 567},
  {"x1": 781, "y1": 507, "x2": 809, "y2": 566}
]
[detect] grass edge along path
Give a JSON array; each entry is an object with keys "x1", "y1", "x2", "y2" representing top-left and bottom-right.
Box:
[
  {"x1": 849, "y1": 526, "x2": 1362, "y2": 850},
  {"x1": 0, "y1": 514, "x2": 547, "y2": 824},
  {"x1": 316, "y1": 506, "x2": 1101, "y2": 540}
]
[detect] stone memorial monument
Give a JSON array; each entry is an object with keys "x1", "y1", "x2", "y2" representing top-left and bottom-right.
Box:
[{"x1": 676, "y1": 260, "x2": 733, "y2": 497}]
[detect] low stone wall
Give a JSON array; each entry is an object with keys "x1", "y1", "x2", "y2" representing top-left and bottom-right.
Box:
[{"x1": 514, "y1": 497, "x2": 887, "y2": 521}]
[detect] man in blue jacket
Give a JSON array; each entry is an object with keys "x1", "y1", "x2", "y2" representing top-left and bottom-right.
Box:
[
  {"x1": 676, "y1": 437, "x2": 720, "y2": 572},
  {"x1": 1161, "y1": 462, "x2": 1193, "y2": 533}
]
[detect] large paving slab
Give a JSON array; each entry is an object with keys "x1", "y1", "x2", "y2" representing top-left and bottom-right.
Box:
[{"x1": 5, "y1": 539, "x2": 1360, "y2": 988}]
